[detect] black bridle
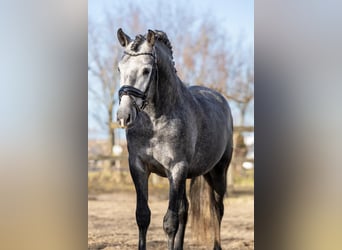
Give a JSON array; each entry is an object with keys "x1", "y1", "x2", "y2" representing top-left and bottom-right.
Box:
[{"x1": 118, "y1": 50, "x2": 158, "y2": 112}]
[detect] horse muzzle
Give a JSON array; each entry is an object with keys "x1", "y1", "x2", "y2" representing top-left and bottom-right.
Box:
[{"x1": 117, "y1": 96, "x2": 137, "y2": 128}]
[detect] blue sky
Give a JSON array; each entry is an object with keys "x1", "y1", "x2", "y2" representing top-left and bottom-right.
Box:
[
  {"x1": 89, "y1": 0, "x2": 254, "y2": 45},
  {"x1": 190, "y1": 0, "x2": 254, "y2": 44}
]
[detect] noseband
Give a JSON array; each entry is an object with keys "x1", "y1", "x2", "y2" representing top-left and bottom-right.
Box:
[{"x1": 118, "y1": 50, "x2": 158, "y2": 112}]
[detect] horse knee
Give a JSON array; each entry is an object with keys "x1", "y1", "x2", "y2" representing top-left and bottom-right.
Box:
[
  {"x1": 163, "y1": 209, "x2": 179, "y2": 236},
  {"x1": 136, "y1": 207, "x2": 151, "y2": 229}
]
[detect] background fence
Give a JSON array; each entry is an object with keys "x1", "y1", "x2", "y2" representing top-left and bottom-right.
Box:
[{"x1": 88, "y1": 126, "x2": 253, "y2": 194}]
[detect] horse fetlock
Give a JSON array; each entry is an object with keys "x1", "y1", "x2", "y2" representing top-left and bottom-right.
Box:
[{"x1": 163, "y1": 210, "x2": 179, "y2": 235}]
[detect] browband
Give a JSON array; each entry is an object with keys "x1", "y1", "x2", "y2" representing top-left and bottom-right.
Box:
[{"x1": 123, "y1": 51, "x2": 156, "y2": 61}]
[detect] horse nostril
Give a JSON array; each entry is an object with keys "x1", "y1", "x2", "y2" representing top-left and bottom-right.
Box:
[{"x1": 126, "y1": 114, "x2": 131, "y2": 124}]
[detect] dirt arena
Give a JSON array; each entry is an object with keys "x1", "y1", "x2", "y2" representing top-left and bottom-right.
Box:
[{"x1": 88, "y1": 190, "x2": 253, "y2": 250}]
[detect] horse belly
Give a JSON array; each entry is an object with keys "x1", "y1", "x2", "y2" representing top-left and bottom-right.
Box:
[
  {"x1": 187, "y1": 152, "x2": 223, "y2": 178},
  {"x1": 187, "y1": 130, "x2": 229, "y2": 178}
]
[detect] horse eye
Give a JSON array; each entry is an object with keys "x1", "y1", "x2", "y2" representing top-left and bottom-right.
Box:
[
  {"x1": 117, "y1": 67, "x2": 120, "y2": 73},
  {"x1": 142, "y1": 68, "x2": 150, "y2": 75}
]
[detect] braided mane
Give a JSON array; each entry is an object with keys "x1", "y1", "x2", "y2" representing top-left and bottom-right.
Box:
[
  {"x1": 130, "y1": 30, "x2": 176, "y2": 71},
  {"x1": 153, "y1": 30, "x2": 174, "y2": 59},
  {"x1": 130, "y1": 34, "x2": 145, "y2": 51},
  {"x1": 153, "y1": 30, "x2": 176, "y2": 72}
]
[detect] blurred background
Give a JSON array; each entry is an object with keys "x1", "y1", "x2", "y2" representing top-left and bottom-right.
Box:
[{"x1": 87, "y1": 0, "x2": 254, "y2": 195}]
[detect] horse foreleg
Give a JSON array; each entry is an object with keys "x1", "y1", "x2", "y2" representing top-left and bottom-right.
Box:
[
  {"x1": 163, "y1": 162, "x2": 187, "y2": 250},
  {"x1": 129, "y1": 159, "x2": 151, "y2": 250}
]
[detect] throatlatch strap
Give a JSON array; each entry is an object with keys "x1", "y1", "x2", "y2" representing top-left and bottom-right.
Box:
[{"x1": 118, "y1": 48, "x2": 157, "y2": 111}]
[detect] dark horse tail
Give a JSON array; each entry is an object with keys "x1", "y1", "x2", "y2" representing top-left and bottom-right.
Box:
[
  {"x1": 189, "y1": 143, "x2": 232, "y2": 248},
  {"x1": 189, "y1": 175, "x2": 221, "y2": 247}
]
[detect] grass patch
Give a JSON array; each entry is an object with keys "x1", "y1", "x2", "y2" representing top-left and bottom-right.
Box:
[
  {"x1": 88, "y1": 169, "x2": 170, "y2": 194},
  {"x1": 88, "y1": 169, "x2": 134, "y2": 194},
  {"x1": 88, "y1": 168, "x2": 254, "y2": 194}
]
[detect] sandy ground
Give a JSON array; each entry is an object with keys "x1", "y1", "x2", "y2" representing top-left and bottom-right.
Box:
[{"x1": 88, "y1": 191, "x2": 254, "y2": 250}]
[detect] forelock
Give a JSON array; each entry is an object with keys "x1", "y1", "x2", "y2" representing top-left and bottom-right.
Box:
[
  {"x1": 127, "y1": 30, "x2": 177, "y2": 72},
  {"x1": 130, "y1": 34, "x2": 145, "y2": 52}
]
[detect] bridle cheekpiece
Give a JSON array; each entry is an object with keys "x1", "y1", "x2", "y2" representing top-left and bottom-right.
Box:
[{"x1": 118, "y1": 49, "x2": 158, "y2": 112}]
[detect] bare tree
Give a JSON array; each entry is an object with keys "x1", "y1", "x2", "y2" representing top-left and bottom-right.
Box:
[
  {"x1": 161, "y1": 13, "x2": 254, "y2": 127},
  {"x1": 226, "y1": 54, "x2": 254, "y2": 126},
  {"x1": 88, "y1": 15, "x2": 121, "y2": 157},
  {"x1": 88, "y1": 6, "x2": 148, "y2": 158},
  {"x1": 88, "y1": 3, "x2": 253, "y2": 152}
]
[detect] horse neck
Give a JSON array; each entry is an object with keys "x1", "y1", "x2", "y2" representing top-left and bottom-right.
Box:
[{"x1": 147, "y1": 48, "x2": 187, "y2": 117}]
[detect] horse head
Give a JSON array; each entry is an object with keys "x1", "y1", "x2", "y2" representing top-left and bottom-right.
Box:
[{"x1": 116, "y1": 28, "x2": 157, "y2": 128}]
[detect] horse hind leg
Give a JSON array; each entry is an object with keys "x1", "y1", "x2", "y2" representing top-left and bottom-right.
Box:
[
  {"x1": 174, "y1": 187, "x2": 189, "y2": 250},
  {"x1": 163, "y1": 162, "x2": 188, "y2": 250},
  {"x1": 207, "y1": 146, "x2": 233, "y2": 250}
]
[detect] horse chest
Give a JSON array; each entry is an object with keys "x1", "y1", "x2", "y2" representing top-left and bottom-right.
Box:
[
  {"x1": 142, "y1": 122, "x2": 184, "y2": 167},
  {"x1": 132, "y1": 118, "x2": 188, "y2": 168},
  {"x1": 144, "y1": 136, "x2": 172, "y2": 164}
]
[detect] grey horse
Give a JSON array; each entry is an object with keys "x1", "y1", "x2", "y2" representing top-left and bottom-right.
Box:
[{"x1": 116, "y1": 28, "x2": 233, "y2": 250}]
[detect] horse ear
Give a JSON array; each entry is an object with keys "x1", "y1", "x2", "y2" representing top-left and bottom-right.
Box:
[
  {"x1": 146, "y1": 29, "x2": 156, "y2": 46},
  {"x1": 117, "y1": 28, "x2": 131, "y2": 47}
]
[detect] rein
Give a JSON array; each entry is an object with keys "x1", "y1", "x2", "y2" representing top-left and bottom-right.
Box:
[{"x1": 118, "y1": 50, "x2": 158, "y2": 112}]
